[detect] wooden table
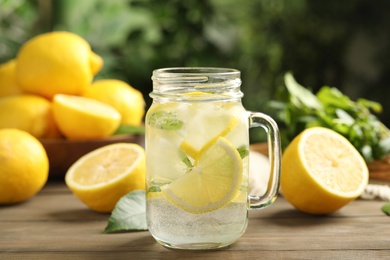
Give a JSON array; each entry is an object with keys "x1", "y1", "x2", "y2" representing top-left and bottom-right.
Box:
[{"x1": 1, "y1": 182, "x2": 389, "y2": 259}]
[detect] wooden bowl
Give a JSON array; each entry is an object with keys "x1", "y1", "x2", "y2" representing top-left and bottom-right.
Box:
[{"x1": 40, "y1": 134, "x2": 145, "y2": 179}]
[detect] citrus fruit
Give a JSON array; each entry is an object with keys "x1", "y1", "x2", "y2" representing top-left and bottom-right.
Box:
[
  {"x1": 0, "y1": 59, "x2": 24, "y2": 97},
  {"x1": 162, "y1": 136, "x2": 243, "y2": 214},
  {"x1": 52, "y1": 94, "x2": 121, "y2": 140},
  {"x1": 0, "y1": 94, "x2": 60, "y2": 139},
  {"x1": 179, "y1": 115, "x2": 239, "y2": 159},
  {"x1": 65, "y1": 143, "x2": 146, "y2": 213},
  {"x1": 16, "y1": 31, "x2": 103, "y2": 99},
  {"x1": 0, "y1": 128, "x2": 49, "y2": 204},
  {"x1": 82, "y1": 79, "x2": 145, "y2": 126},
  {"x1": 281, "y1": 127, "x2": 369, "y2": 215}
]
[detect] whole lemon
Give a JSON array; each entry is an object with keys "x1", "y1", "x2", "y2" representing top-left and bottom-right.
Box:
[
  {"x1": 82, "y1": 79, "x2": 145, "y2": 126},
  {"x1": 0, "y1": 129, "x2": 49, "y2": 204},
  {"x1": 0, "y1": 94, "x2": 61, "y2": 139},
  {"x1": 16, "y1": 31, "x2": 103, "y2": 99},
  {"x1": 0, "y1": 59, "x2": 24, "y2": 97}
]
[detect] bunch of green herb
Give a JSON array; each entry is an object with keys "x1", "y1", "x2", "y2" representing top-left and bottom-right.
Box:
[{"x1": 269, "y1": 72, "x2": 390, "y2": 162}]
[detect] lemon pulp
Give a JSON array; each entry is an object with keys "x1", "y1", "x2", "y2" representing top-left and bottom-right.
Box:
[
  {"x1": 162, "y1": 136, "x2": 243, "y2": 214},
  {"x1": 65, "y1": 142, "x2": 146, "y2": 212},
  {"x1": 281, "y1": 127, "x2": 369, "y2": 215}
]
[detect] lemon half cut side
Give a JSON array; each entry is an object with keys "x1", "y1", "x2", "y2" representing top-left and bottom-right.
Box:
[
  {"x1": 52, "y1": 94, "x2": 121, "y2": 140},
  {"x1": 162, "y1": 136, "x2": 243, "y2": 214},
  {"x1": 281, "y1": 127, "x2": 369, "y2": 215},
  {"x1": 65, "y1": 142, "x2": 146, "y2": 213}
]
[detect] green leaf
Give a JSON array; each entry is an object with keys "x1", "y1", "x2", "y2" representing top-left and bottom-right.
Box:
[
  {"x1": 381, "y1": 203, "x2": 390, "y2": 216},
  {"x1": 270, "y1": 72, "x2": 390, "y2": 162},
  {"x1": 284, "y1": 72, "x2": 322, "y2": 110},
  {"x1": 148, "y1": 186, "x2": 161, "y2": 192},
  {"x1": 182, "y1": 156, "x2": 193, "y2": 168},
  {"x1": 237, "y1": 146, "x2": 249, "y2": 159},
  {"x1": 113, "y1": 125, "x2": 145, "y2": 135},
  {"x1": 104, "y1": 190, "x2": 147, "y2": 233},
  {"x1": 317, "y1": 86, "x2": 352, "y2": 110},
  {"x1": 147, "y1": 111, "x2": 184, "y2": 130}
]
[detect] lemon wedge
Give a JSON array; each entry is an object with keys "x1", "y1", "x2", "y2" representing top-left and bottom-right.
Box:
[{"x1": 179, "y1": 116, "x2": 239, "y2": 159}]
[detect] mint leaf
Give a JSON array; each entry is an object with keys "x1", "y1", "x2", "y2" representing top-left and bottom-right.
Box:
[
  {"x1": 104, "y1": 190, "x2": 147, "y2": 233},
  {"x1": 237, "y1": 146, "x2": 249, "y2": 159},
  {"x1": 148, "y1": 185, "x2": 161, "y2": 192},
  {"x1": 381, "y1": 203, "x2": 390, "y2": 216},
  {"x1": 284, "y1": 72, "x2": 322, "y2": 110},
  {"x1": 112, "y1": 124, "x2": 145, "y2": 135},
  {"x1": 148, "y1": 111, "x2": 183, "y2": 130},
  {"x1": 182, "y1": 156, "x2": 193, "y2": 168}
]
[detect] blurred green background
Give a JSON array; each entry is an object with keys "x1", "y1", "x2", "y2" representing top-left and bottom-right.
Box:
[{"x1": 2, "y1": 0, "x2": 390, "y2": 128}]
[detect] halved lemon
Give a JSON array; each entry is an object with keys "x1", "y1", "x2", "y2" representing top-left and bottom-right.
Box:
[
  {"x1": 162, "y1": 136, "x2": 243, "y2": 214},
  {"x1": 65, "y1": 143, "x2": 145, "y2": 213},
  {"x1": 52, "y1": 94, "x2": 121, "y2": 140},
  {"x1": 281, "y1": 127, "x2": 369, "y2": 215}
]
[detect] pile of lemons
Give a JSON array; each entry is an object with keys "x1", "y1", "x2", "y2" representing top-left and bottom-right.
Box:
[
  {"x1": 0, "y1": 31, "x2": 145, "y2": 140},
  {"x1": 0, "y1": 31, "x2": 146, "y2": 209}
]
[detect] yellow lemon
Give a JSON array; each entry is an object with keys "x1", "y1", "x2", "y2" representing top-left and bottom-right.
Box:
[
  {"x1": 0, "y1": 129, "x2": 49, "y2": 204},
  {"x1": 0, "y1": 59, "x2": 24, "y2": 97},
  {"x1": 65, "y1": 143, "x2": 146, "y2": 213},
  {"x1": 16, "y1": 31, "x2": 103, "y2": 99},
  {"x1": 0, "y1": 94, "x2": 61, "y2": 139},
  {"x1": 281, "y1": 127, "x2": 369, "y2": 215},
  {"x1": 161, "y1": 136, "x2": 243, "y2": 214},
  {"x1": 52, "y1": 94, "x2": 121, "y2": 140},
  {"x1": 179, "y1": 116, "x2": 239, "y2": 159},
  {"x1": 82, "y1": 79, "x2": 145, "y2": 126}
]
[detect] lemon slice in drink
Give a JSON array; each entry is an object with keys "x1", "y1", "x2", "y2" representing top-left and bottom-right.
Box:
[
  {"x1": 162, "y1": 136, "x2": 243, "y2": 214},
  {"x1": 65, "y1": 143, "x2": 145, "y2": 213},
  {"x1": 179, "y1": 116, "x2": 239, "y2": 159},
  {"x1": 281, "y1": 127, "x2": 369, "y2": 215}
]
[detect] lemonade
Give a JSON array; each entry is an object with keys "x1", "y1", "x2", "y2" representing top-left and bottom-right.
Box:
[
  {"x1": 145, "y1": 67, "x2": 281, "y2": 250},
  {"x1": 147, "y1": 192, "x2": 248, "y2": 247},
  {"x1": 146, "y1": 101, "x2": 250, "y2": 248}
]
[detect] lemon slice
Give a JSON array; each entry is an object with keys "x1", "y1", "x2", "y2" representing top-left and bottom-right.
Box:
[
  {"x1": 179, "y1": 116, "x2": 239, "y2": 159},
  {"x1": 52, "y1": 94, "x2": 121, "y2": 140},
  {"x1": 281, "y1": 127, "x2": 369, "y2": 215},
  {"x1": 162, "y1": 136, "x2": 243, "y2": 214},
  {"x1": 65, "y1": 143, "x2": 146, "y2": 213}
]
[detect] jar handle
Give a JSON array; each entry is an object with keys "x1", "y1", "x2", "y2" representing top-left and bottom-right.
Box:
[{"x1": 248, "y1": 112, "x2": 281, "y2": 209}]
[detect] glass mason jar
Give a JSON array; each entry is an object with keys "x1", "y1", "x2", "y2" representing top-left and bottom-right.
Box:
[{"x1": 145, "y1": 67, "x2": 281, "y2": 250}]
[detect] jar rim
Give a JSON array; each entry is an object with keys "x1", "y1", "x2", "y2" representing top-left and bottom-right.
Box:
[
  {"x1": 152, "y1": 67, "x2": 240, "y2": 78},
  {"x1": 150, "y1": 67, "x2": 243, "y2": 101}
]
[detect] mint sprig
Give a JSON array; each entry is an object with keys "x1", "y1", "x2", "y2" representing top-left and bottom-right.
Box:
[{"x1": 270, "y1": 72, "x2": 390, "y2": 162}]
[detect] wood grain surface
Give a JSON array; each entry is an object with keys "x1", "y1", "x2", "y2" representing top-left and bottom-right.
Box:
[{"x1": 1, "y1": 182, "x2": 389, "y2": 259}]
